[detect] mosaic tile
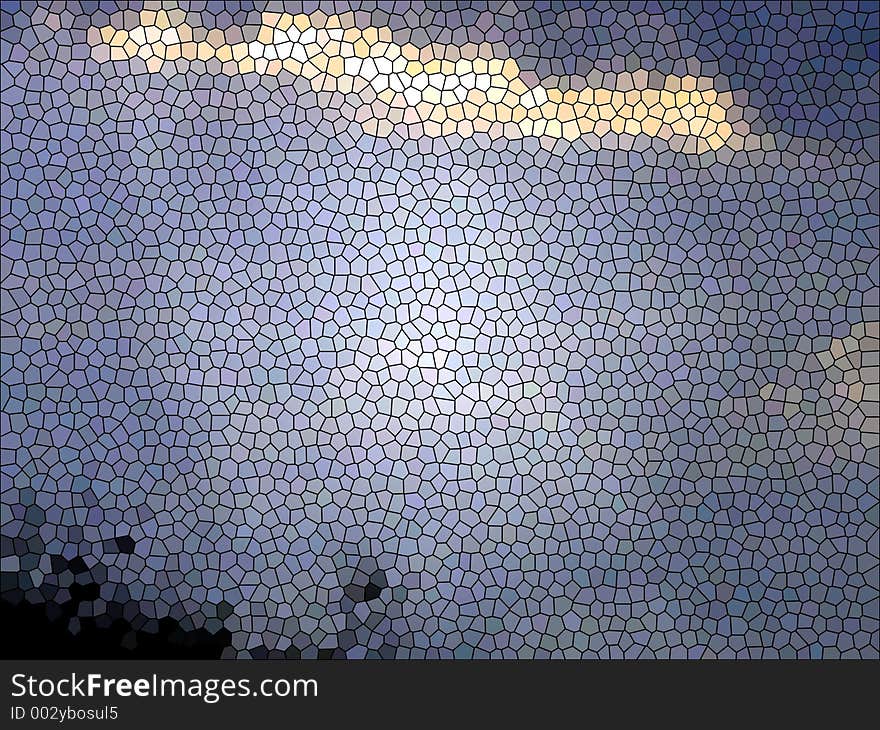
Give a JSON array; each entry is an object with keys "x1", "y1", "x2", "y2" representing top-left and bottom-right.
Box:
[{"x1": 1, "y1": 1, "x2": 877, "y2": 658}]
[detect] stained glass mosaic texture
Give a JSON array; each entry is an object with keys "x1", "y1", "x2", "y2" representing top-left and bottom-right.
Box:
[{"x1": 1, "y1": 1, "x2": 878, "y2": 658}]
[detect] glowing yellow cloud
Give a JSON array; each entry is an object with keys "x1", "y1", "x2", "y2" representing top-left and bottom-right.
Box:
[{"x1": 86, "y1": 8, "x2": 749, "y2": 151}]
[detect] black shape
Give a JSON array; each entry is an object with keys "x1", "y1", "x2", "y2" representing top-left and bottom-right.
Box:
[
  {"x1": 66, "y1": 556, "x2": 88, "y2": 575},
  {"x1": 364, "y1": 580, "x2": 383, "y2": 602},
  {"x1": 1, "y1": 575, "x2": 232, "y2": 659},
  {"x1": 104, "y1": 536, "x2": 136, "y2": 554},
  {"x1": 343, "y1": 563, "x2": 388, "y2": 604}
]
